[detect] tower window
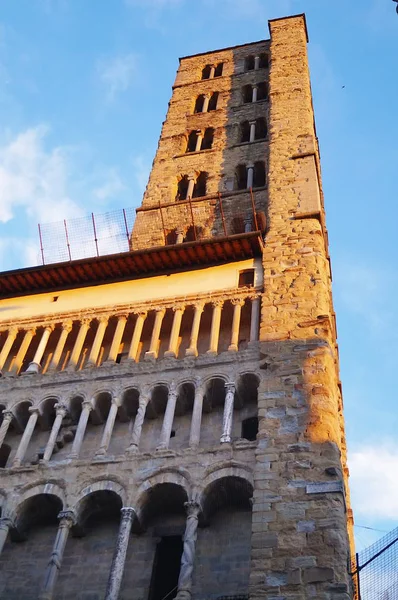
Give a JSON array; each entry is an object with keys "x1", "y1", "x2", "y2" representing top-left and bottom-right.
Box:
[
  {"x1": 238, "y1": 269, "x2": 255, "y2": 287},
  {"x1": 256, "y1": 82, "x2": 268, "y2": 101},
  {"x1": 201, "y1": 127, "x2": 214, "y2": 150},
  {"x1": 193, "y1": 172, "x2": 207, "y2": 198},
  {"x1": 245, "y1": 55, "x2": 255, "y2": 71},
  {"x1": 240, "y1": 121, "x2": 250, "y2": 143},
  {"x1": 214, "y1": 62, "x2": 224, "y2": 77},
  {"x1": 0, "y1": 443, "x2": 11, "y2": 468},
  {"x1": 253, "y1": 162, "x2": 266, "y2": 188},
  {"x1": 235, "y1": 164, "x2": 247, "y2": 190},
  {"x1": 148, "y1": 536, "x2": 183, "y2": 600},
  {"x1": 242, "y1": 85, "x2": 252, "y2": 104},
  {"x1": 259, "y1": 53, "x2": 269, "y2": 69},
  {"x1": 208, "y1": 92, "x2": 219, "y2": 111},
  {"x1": 255, "y1": 118, "x2": 267, "y2": 140},
  {"x1": 202, "y1": 65, "x2": 212, "y2": 80},
  {"x1": 194, "y1": 94, "x2": 206, "y2": 113},
  {"x1": 186, "y1": 131, "x2": 198, "y2": 153},
  {"x1": 176, "y1": 175, "x2": 189, "y2": 201},
  {"x1": 241, "y1": 416, "x2": 258, "y2": 441}
]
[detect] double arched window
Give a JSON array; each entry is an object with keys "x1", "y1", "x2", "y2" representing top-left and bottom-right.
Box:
[
  {"x1": 176, "y1": 172, "x2": 208, "y2": 201},
  {"x1": 242, "y1": 83, "x2": 268, "y2": 104},
  {"x1": 202, "y1": 63, "x2": 224, "y2": 79},
  {"x1": 186, "y1": 128, "x2": 214, "y2": 153},
  {"x1": 235, "y1": 162, "x2": 266, "y2": 190},
  {"x1": 239, "y1": 118, "x2": 267, "y2": 143},
  {"x1": 244, "y1": 53, "x2": 268, "y2": 71},
  {"x1": 194, "y1": 92, "x2": 219, "y2": 113}
]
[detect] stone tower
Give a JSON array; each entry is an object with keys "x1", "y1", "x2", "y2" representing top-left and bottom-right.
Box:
[{"x1": 0, "y1": 13, "x2": 354, "y2": 600}]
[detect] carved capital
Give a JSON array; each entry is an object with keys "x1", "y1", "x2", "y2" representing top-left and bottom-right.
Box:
[
  {"x1": 184, "y1": 501, "x2": 201, "y2": 519},
  {"x1": 120, "y1": 507, "x2": 136, "y2": 522},
  {"x1": 231, "y1": 298, "x2": 245, "y2": 307},
  {"x1": 7, "y1": 326, "x2": 19, "y2": 337},
  {"x1": 97, "y1": 316, "x2": 109, "y2": 325},
  {"x1": 28, "y1": 406, "x2": 40, "y2": 416},
  {"x1": 1, "y1": 410, "x2": 14, "y2": 424},
  {"x1": 44, "y1": 324, "x2": 55, "y2": 333},
  {"x1": 134, "y1": 310, "x2": 147, "y2": 319},
  {"x1": 111, "y1": 397, "x2": 122, "y2": 408},
  {"x1": 211, "y1": 299, "x2": 224, "y2": 309},
  {"x1": 0, "y1": 516, "x2": 14, "y2": 531},
  {"x1": 54, "y1": 403, "x2": 68, "y2": 417},
  {"x1": 58, "y1": 510, "x2": 76, "y2": 528},
  {"x1": 80, "y1": 317, "x2": 92, "y2": 327},
  {"x1": 193, "y1": 302, "x2": 205, "y2": 312},
  {"x1": 62, "y1": 320, "x2": 74, "y2": 333},
  {"x1": 224, "y1": 382, "x2": 236, "y2": 394},
  {"x1": 82, "y1": 400, "x2": 93, "y2": 412},
  {"x1": 172, "y1": 305, "x2": 185, "y2": 313},
  {"x1": 116, "y1": 314, "x2": 129, "y2": 322}
]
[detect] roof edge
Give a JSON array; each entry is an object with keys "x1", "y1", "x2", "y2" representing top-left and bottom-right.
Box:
[
  {"x1": 179, "y1": 38, "x2": 269, "y2": 62},
  {"x1": 268, "y1": 13, "x2": 309, "y2": 43}
]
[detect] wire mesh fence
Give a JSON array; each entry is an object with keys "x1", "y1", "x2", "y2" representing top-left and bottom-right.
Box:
[{"x1": 352, "y1": 526, "x2": 398, "y2": 599}]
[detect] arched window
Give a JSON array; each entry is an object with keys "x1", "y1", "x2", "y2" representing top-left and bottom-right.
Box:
[
  {"x1": 186, "y1": 131, "x2": 198, "y2": 153},
  {"x1": 0, "y1": 443, "x2": 11, "y2": 468},
  {"x1": 201, "y1": 128, "x2": 214, "y2": 150},
  {"x1": 214, "y1": 62, "x2": 223, "y2": 77},
  {"x1": 176, "y1": 175, "x2": 189, "y2": 201},
  {"x1": 232, "y1": 217, "x2": 245, "y2": 234},
  {"x1": 208, "y1": 92, "x2": 219, "y2": 111},
  {"x1": 253, "y1": 161, "x2": 266, "y2": 187},
  {"x1": 194, "y1": 94, "x2": 205, "y2": 113},
  {"x1": 245, "y1": 55, "x2": 255, "y2": 71},
  {"x1": 193, "y1": 172, "x2": 207, "y2": 198},
  {"x1": 255, "y1": 117, "x2": 267, "y2": 140},
  {"x1": 235, "y1": 164, "x2": 247, "y2": 190},
  {"x1": 202, "y1": 65, "x2": 212, "y2": 80},
  {"x1": 242, "y1": 84, "x2": 252, "y2": 104},
  {"x1": 240, "y1": 121, "x2": 250, "y2": 143},
  {"x1": 256, "y1": 82, "x2": 268, "y2": 101},
  {"x1": 259, "y1": 53, "x2": 269, "y2": 69},
  {"x1": 241, "y1": 416, "x2": 258, "y2": 441}
]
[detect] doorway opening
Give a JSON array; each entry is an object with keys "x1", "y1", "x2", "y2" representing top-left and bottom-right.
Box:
[{"x1": 149, "y1": 535, "x2": 183, "y2": 600}]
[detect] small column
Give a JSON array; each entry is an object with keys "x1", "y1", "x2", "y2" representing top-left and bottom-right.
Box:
[
  {"x1": 206, "y1": 300, "x2": 223, "y2": 356},
  {"x1": 249, "y1": 120, "x2": 256, "y2": 142},
  {"x1": 86, "y1": 316, "x2": 108, "y2": 367},
  {"x1": 220, "y1": 382, "x2": 235, "y2": 443},
  {"x1": 48, "y1": 321, "x2": 73, "y2": 371},
  {"x1": 145, "y1": 308, "x2": 165, "y2": 360},
  {"x1": 247, "y1": 164, "x2": 254, "y2": 189},
  {"x1": 202, "y1": 94, "x2": 210, "y2": 113},
  {"x1": 186, "y1": 177, "x2": 195, "y2": 199},
  {"x1": 0, "y1": 516, "x2": 14, "y2": 554},
  {"x1": 42, "y1": 404, "x2": 68, "y2": 462},
  {"x1": 0, "y1": 327, "x2": 18, "y2": 370},
  {"x1": 209, "y1": 64, "x2": 215, "y2": 79},
  {"x1": 107, "y1": 315, "x2": 128, "y2": 363},
  {"x1": 95, "y1": 397, "x2": 121, "y2": 457},
  {"x1": 126, "y1": 396, "x2": 149, "y2": 453},
  {"x1": 186, "y1": 303, "x2": 204, "y2": 357},
  {"x1": 194, "y1": 130, "x2": 203, "y2": 152},
  {"x1": 176, "y1": 228, "x2": 184, "y2": 244},
  {"x1": 189, "y1": 386, "x2": 204, "y2": 448},
  {"x1": 67, "y1": 318, "x2": 91, "y2": 370},
  {"x1": 228, "y1": 299, "x2": 245, "y2": 352},
  {"x1": 164, "y1": 306, "x2": 184, "y2": 358},
  {"x1": 12, "y1": 407, "x2": 40, "y2": 467},
  {"x1": 105, "y1": 507, "x2": 136, "y2": 600},
  {"x1": 252, "y1": 84, "x2": 258, "y2": 103},
  {"x1": 39, "y1": 510, "x2": 76, "y2": 600},
  {"x1": 175, "y1": 501, "x2": 202, "y2": 600},
  {"x1": 0, "y1": 410, "x2": 14, "y2": 449},
  {"x1": 254, "y1": 55, "x2": 260, "y2": 70},
  {"x1": 68, "y1": 400, "x2": 93, "y2": 459},
  {"x1": 157, "y1": 388, "x2": 178, "y2": 450},
  {"x1": 11, "y1": 328, "x2": 35, "y2": 375},
  {"x1": 25, "y1": 325, "x2": 54, "y2": 373},
  {"x1": 249, "y1": 296, "x2": 261, "y2": 343},
  {"x1": 128, "y1": 312, "x2": 147, "y2": 362}
]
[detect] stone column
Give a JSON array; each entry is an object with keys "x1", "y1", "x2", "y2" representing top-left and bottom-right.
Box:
[
  {"x1": 175, "y1": 501, "x2": 201, "y2": 600},
  {"x1": 25, "y1": 325, "x2": 54, "y2": 373},
  {"x1": 252, "y1": 84, "x2": 258, "y2": 103},
  {"x1": 128, "y1": 312, "x2": 147, "y2": 362},
  {"x1": 145, "y1": 308, "x2": 165, "y2": 360},
  {"x1": 228, "y1": 299, "x2": 244, "y2": 352},
  {"x1": 254, "y1": 55, "x2": 260, "y2": 70},
  {"x1": 104, "y1": 507, "x2": 136, "y2": 600},
  {"x1": 202, "y1": 94, "x2": 210, "y2": 113},
  {"x1": 12, "y1": 407, "x2": 40, "y2": 467},
  {"x1": 247, "y1": 164, "x2": 254, "y2": 189},
  {"x1": 206, "y1": 300, "x2": 223, "y2": 355},
  {"x1": 194, "y1": 130, "x2": 203, "y2": 152},
  {"x1": 249, "y1": 120, "x2": 256, "y2": 142},
  {"x1": 68, "y1": 400, "x2": 93, "y2": 459},
  {"x1": 67, "y1": 318, "x2": 90, "y2": 370},
  {"x1": 186, "y1": 177, "x2": 195, "y2": 199},
  {"x1": 209, "y1": 64, "x2": 215, "y2": 79},
  {"x1": 189, "y1": 386, "x2": 204, "y2": 448},
  {"x1": 0, "y1": 516, "x2": 14, "y2": 554},
  {"x1": 48, "y1": 321, "x2": 72, "y2": 371},
  {"x1": 0, "y1": 410, "x2": 14, "y2": 449},
  {"x1": 157, "y1": 388, "x2": 178, "y2": 450},
  {"x1": 249, "y1": 296, "x2": 261, "y2": 343},
  {"x1": 176, "y1": 228, "x2": 184, "y2": 244},
  {"x1": 220, "y1": 382, "x2": 235, "y2": 443},
  {"x1": 42, "y1": 404, "x2": 68, "y2": 462},
  {"x1": 126, "y1": 396, "x2": 149, "y2": 453},
  {"x1": 39, "y1": 510, "x2": 76, "y2": 600},
  {"x1": 0, "y1": 327, "x2": 18, "y2": 370},
  {"x1": 164, "y1": 306, "x2": 184, "y2": 358},
  {"x1": 95, "y1": 397, "x2": 121, "y2": 457},
  {"x1": 86, "y1": 316, "x2": 108, "y2": 367},
  {"x1": 11, "y1": 328, "x2": 35, "y2": 375},
  {"x1": 186, "y1": 303, "x2": 204, "y2": 357},
  {"x1": 107, "y1": 315, "x2": 128, "y2": 363}
]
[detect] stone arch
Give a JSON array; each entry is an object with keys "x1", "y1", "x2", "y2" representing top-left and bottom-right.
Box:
[
  {"x1": 135, "y1": 467, "x2": 192, "y2": 522},
  {"x1": 15, "y1": 480, "x2": 66, "y2": 513},
  {"x1": 74, "y1": 477, "x2": 127, "y2": 516},
  {"x1": 201, "y1": 464, "x2": 254, "y2": 520}
]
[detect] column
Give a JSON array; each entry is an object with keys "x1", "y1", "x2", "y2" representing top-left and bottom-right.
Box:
[
  {"x1": 228, "y1": 298, "x2": 244, "y2": 352},
  {"x1": 107, "y1": 315, "x2": 128, "y2": 363},
  {"x1": 157, "y1": 388, "x2": 178, "y2": 450},
  {"x1": 126, "y1": 396, "x2": 149, "y2": 453},
  {"x1": 0, "y1": 327, "x2": 18, "y2": 370},
  {"x1": 25, "y1": 325, "x2": 54, "y2": 373},
  {"x1": 202, "y1": 94, "x2": 210, "y2": 113},
  {"x1": 252, "y1": 84, "x2": 258, "y2": 102},
  {"x1": 176, "y1": 229, "x2": 184, "y2": 244},
  {"x1": 254, "y1": 55, "x2": 260, "y2": 70},
  {"x1": 48, "y1": 321, "x2": 72, "y2": 371},
  {"x1": 11, "y1": 328, "x2": 35, "y2": 375},
  {"x1": 0, "y1": 516, "x2": 14, "y2": 555},
  {"x1": 209, "y1": 64, "x2": 215, "y2": 79},
  {"x1": 249, "y1": 296, "x2": 261, "y2": 343},
  {"x1": 220, "y1": 382, "x2": 235, "y2": 443},
  {"x1": 189, "y1": 386, "x2": 204, "y2": 448},
  {"x1": 175, "y1": 501, "x2": 201, "y2": 600},
  {"x1": 186, "y1": 303, "x2": 204, "y2": 357},
  {"x1": 249, "y1": 120, "x2": 256, "y2": 142},
  {"x1": 68, "y1": 400, "x2": 93, "y2": 459},
  {"x1": 86, "y1": 316, "x2": 108, "y2": 367},
  {"x1": 42, "y1": 404, "x2": 68, "y2": 462},
  {"x1": 194, "y1": 130, "x2": 203, "y2": 152},
  {"x1": 39, "y1": 510, "x2": 76, "y2": 600},
  {"x1": 0, "y1": 410, "x2": 14, "y2": 449},
  {"x1": 186, "y1": 177, "x2": 195, "y2": 199},
  {"x1": 12, "y1": 407, "x2": 39, "y2": 467},
  {"x1": 67, "y1": 318, "x2": 90, "y2": 370},
  {"x1": 145, "y1": 308, "x2": 165, "y2": 360},
  {"x1": 206, "y1": 300, "x2": 223, "y2": 355},
  {"x1": 95, "y1": 397, "x2": 121, "y2": 457},
  {"x1": 128, "y1": 312, "x2": 147, "y2": 362},
  {"x1": 247, "y1": 164, "x2": 254, "y2": 189},
  {"x1": 164, "y1": 305, "x2": 184, "y2": 358},
  {"x1": 104, "y1": 507, "x2": 136, "y2": 600}
]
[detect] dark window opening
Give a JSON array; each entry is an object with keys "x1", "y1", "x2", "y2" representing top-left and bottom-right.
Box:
[
  {"x1": 235, "y1": 164, "x2": 247, "y2": 190},
  {"x1": 238, "y1": 269, "x2": 255, "y2": 288},
  {"x1": 201, "y1": 127, "x2": 214, "y2": 150},
  {"x1": 0, "y1": 443, "x2": 11, "y2": 468},
  {"x1": 208, "y1": 92, "x2": 218, "y2": 112},
  {"x1": 186, "y1": 131, "x2": 198, "y2": 153},
  {"x1": 170, "y1": 430, "x2": 176, "y2": 439},
  {"x1": 148, "y1": 536, "x2": 183, "y2": 600},
  {"x1": 51, "y1": 296, "x2": 59, "y2": 303},
  {"x1": 166, "y1": 230, "x2": 178, "y2": 245},
  {"x1": 256, "y1": 82, "x2": 268, "y2": 101},
  {"x1": 241, "y1": 416, "x2": 258, "y2": 441},
  {"x1": 116, "y1": 352, "x2": 128, "y2": 364},
  {"x1": 245, "y1": 55, "x2": 255, "y2": 71},
  {"x1": 193, "y1": 172, "x2": 207, "y2": 198},
  {"x1": 214, "y1": 62, "x2": 223, "y2": 77},
  {"x1": 253, "y1": 161, "x2": 266, "y2": 188},
  {"x1": 259, "y1": 53, "x2": 269, "y2": 69},
  {"x1": 242, "y1": 84, "x2": 252, "y2": 104},
  {"x1": 202, "y1": 65, "x2": 211, "y2": 80},
  {"x1": 194, "y1": 95, "x2": 205, "y2": 113},
  {"x1": 232, "y1": 217, "x2": 245, "y2": 234},
  {"x1": 240, "y1": 121, "x2": 250, "y2": 143},
  {"x1": 255, "y1": 118, "x2": 267, "y2": 140},
  {"x1": 176, "y1": 176, "x2": 189, "y2": 201}
]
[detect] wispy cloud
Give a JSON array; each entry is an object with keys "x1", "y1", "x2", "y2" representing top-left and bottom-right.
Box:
[
  {"x1": 93, "y1": 168, "x2": 126, "y2": 201},
  {"x1": 97, "y1": 54, "x2": 138, "y2": 103},
  {"x1": 132, "y1": 155, "x2": 151, "y2": 193}
]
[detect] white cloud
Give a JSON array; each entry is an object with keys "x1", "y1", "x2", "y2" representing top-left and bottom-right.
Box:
[
  {"x1": 93, "y1": 168, "x2": 125, "y2": 201},
  {"x1": 349, "y1": 443, "x2": 398, "y2": 521},
  {"x1": 0, "y1": 237, "x2": 41, "y2": 270},
  {"x1": 132, "y1": 155, "x2": 151, "y2": 193},
  {"x1": 97, "y1": 54, "x2": 138, "y2": 103}
]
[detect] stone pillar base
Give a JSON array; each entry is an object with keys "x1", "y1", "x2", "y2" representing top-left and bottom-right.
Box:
[
  {"x1": 126, "y1": 444, "x2": 138, "y2": 454},
  {"x1": 185, "y1": 348, "x2": 198, "y2": 357},
  {"x1": 227, "y1": 344, "x2": 238, "y2": 352},
  {"x1": 23, "y1": 362, "x2": 41, "y2": 374},
  {"x1": 206, "y1": 350, "x2": 217, "y2": 357},
  {"x1": 164, "y1": 350, "x2": 177, "y2": 358},
  {"x1": 144, "y1": 351, "x2": 157, "y2": 361},
  {"x1": 220, "y1": 435, "x2": 231, "y2": 444}
]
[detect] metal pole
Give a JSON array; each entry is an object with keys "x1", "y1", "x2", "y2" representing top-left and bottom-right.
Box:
[
  {"x1": 250, "y1": 187, "x2": 259, "y2": 231},
  {"x1": 218, "y1": 192, "x2": 227, "y2": 236},
  {"x1": 38, "y1": 224, "x2": 45, "y2": 265},
  {"x1": 122, "y1": 208, "x2": 130, "y2": 249},
  {"x1": 188, "y1": 196, "x2": 197, "y2": 241},
  {"x1": 92, "y1": 213, "x2": 99, "y2": 257},
  {"x1": 64, "y1": 220, "x2": 72, "y2": 261},
  {"x1": 356, "y1": 553, "x2": 361, "y2": 600},
  {"x1": 158, "y1": 200, "x2": 166, "y2": 245}
]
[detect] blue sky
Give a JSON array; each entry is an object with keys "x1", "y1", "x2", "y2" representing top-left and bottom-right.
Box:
[{"x1": 0, "y1": 0, "x2": 397, "y2": 550}]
